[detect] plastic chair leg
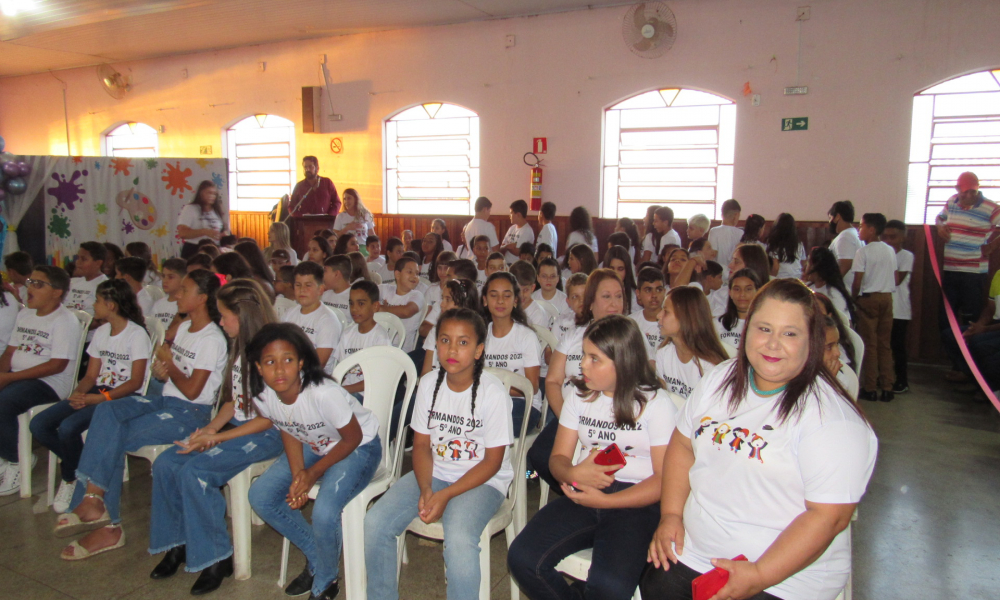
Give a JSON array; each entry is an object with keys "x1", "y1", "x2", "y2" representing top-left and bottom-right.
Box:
[
  {"x1": 47, "y1": 451, "x2": 59, "y2": 507},
  {"x1": 278, "y1": 537, "x2": 290, "y2": 588},
  {"x1": 228, "y1": 469, "x2": 253, "y2": 581},
  {"x1": 341, "y1": 496, "x2": 368, "y2": 600},
  {"x1": 17, "y1": 413, "x2": 33, "y2": 499},
  {"x1": 478, "y1": 526, "x2": 490, "y2": 600}
]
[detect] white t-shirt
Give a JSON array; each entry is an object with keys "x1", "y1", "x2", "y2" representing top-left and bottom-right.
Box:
[
  {"x1": 629, "y1": 312, "x2": 663, "y2": 359},
  {"x1": 0, "y1": 292, "x2": 21, "y2": 351},
  {"x1": 136, "y1": 287, "x2": 154, "y2": 317},
  {"x1": 708, "y1": 225, "x2": 744, "y2": 278},
  {"x1": 484, "y1": 322, "x2": 542, "y2": 409},
  {"x1": 714, "y1": 316, "x2": 745, "y2": 347},
  {"x1": 162, "y1": 320, "x2": 228, "y2": 405},
  {"x1": 411, "y1": 370, "x2": 514, "y2": 495},
  {"x1": 537, "y1": 222, "x2": 557, "y2": 254},
  {"x1": 851, "y1": 241, "x2": 898, "y2": 295},
  {"x1": 831, "y1": 227, "x2": 864, "y2": 290},
  {"x1": 441, "y1": 239, "x2": 454, "y2": 253},
  {"x1": 64, "y1": 274, "x2": 108, "y2": 317},
  {"x1": 333, "y1": 211, "x2": 373, "y2": 240},
  {"x1": 87, "y1": 321, "x2": 151, "y2": 390},
  {"x1": 178, "y1": 204, "x2": 226, "y2": 244},
  {"x1": 707, "y1": 287, "x2": 728, "y2": 318},
  {"x1": 676, "y1": 360, "x2": 877, "y2": 600},
  {"x1": 375, "y1": 263, "x2": 396, "y2": 287},
  {"x1": 151, "y1": 297, "x2": 177, "y2": 330},
  {"x1": 368, "y1": 255, "x2": 386, "y2": 270},
  {"x1": 559, "y1": 387, "x2": 676, "y2": 484},
  {"x1": 379, "y1": 284, "x2": 426, "y2": 353},
  {"x1": 811, "y1": 284, "x2": 850, "y2": 325},
  {"x1": 892, "y1": 249, "x2": 914, "y2": 321},
  {"x1": 335, "y1": 323, "x2": 392, "y2": 387},
  {"x1": 771, "y1": 243, "x2": 807, "y2": 280},
  {"x1": 556, "y1": 323, "x2": 586, "y2": 383},
  {"x1": 566, "y1": 230, "x2": 600, "y2": 254},
  {"x1": 642, "y1": 230, "x2": 682, "y2": 259},
  {"x1": 553, "y1": 312, "x2": 577, "y2": 344},
  {"x1": 229, "y1": 362, "x2": 255, "y2": 423},
  {"x1": 523, "y1": 300, "x2": 553, "y2": 331},
  {"x1": 502, "y1": 223, "x2": 535, "y2": 264},
  {"x1": 463, "y1": 218, "x2": 500, "y2": 249},
  {"x1": 533, "y1": 289, "x2": 568, "y2": 316},
  {"x1": 255, "y1": 379, "x2": 379, "y2": 454},
  {"x1": 283, "y1": 304, "x2": 343, "y2": 373},
  {"x1": 655, "y1": 343, "x2": 718, "y2": 399},
  {"x1": 423, "y1": 285, "x2": 443, "y2": 325},
  {"x1": 9, "y1": 305, "x2": 82, "y2": 398},
  {"x1": 321, "y1": 288, "x2": 351, "y2": 313}
]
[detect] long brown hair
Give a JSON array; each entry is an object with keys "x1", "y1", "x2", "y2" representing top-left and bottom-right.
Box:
[
  {"x1": 570, "y1": 315, "x2": 661, "y2": 428},
  {"x1": 576, "y1": 269, "x2": 624, "y2": 327},
  {"x1": 217, "y1": 278, "x2": 278, "y2": 417},
  {"x1": 190, "y1": 180, "x2": 224, "y2": 219},
  {"x1": 734, "y1": 244, "x2": 771, "y2": 285},
  {"x1": 660, "y1": 286, "x2": 728, "y2": 375},
  {"x1": 719, "y1": 279, "x2": 860, "y2": 424}
]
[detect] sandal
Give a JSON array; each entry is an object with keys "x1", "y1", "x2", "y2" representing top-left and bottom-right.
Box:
[
  {"x1": 60, "y1": 525, "x2": 125, "y2": 561},
  {"x1": 54, "y1": 493, "x2": 110, "y2": 538}
]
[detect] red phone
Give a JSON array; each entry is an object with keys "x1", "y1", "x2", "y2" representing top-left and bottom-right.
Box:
[
  {"x1": 593, "y1": 443, "x2": 627, "y2": 476},
  {"x1": 691, "y1": 555, "x2": 747, "y2": 600}
]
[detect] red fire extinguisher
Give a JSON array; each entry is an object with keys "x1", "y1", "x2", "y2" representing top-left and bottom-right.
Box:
[{"x1": 525, "y1": 152, "x2": 543, "y2": 212}]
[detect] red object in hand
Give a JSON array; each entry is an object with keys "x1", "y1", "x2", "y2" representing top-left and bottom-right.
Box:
[
  {"x1": 692, "y1": 555, "x2": 748, "y2": 600},
  {"x1": 593, "y1": 443, "x2": 627, "y2": 477}
]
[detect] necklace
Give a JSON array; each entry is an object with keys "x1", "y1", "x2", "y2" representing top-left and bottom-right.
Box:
[{"x1": 749, "y1": 367, "x2": 787, "y2": 397}]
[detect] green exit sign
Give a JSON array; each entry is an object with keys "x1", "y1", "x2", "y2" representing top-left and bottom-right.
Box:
[{"x1": 782, "y1": 117, "x2": 808, "y2": 131}]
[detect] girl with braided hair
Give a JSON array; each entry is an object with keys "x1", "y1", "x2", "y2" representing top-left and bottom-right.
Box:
[
  {"x1": 145, "y1": 279, "x2": 284, "y2": 595},
  {"x1": 366, "y1": 307, "x2": 514, "y2": 600}
]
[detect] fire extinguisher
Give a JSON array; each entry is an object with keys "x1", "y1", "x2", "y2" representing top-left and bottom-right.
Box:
[{"x1": 524, "y1": 152, "x2": 543, "y2": 212}]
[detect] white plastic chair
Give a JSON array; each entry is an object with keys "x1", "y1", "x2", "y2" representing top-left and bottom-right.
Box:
[
  {"x1": 397, "y1": 368, "x2": 533, "y2": 600},
  {"x1": 17, "y1": 309, "x2": 91, "y2": 499},
  {"x1": 845, "y1": 327, "x2": 864, "y2": 375},
  {"x1": 839, "y1": 365, "x2": 860, "y2": 402},
  {"x1": 370, "y1": 271, "x2": 382, "y2": 285},
  {"x1": 531, "y1": 324, "x2": 559, "y2": 357},
  {"x1": 721, "y1": 341, "x2": 739, "y2": 359},
  {"x1": 555, "y1": 548, "x2": 643, "y2": 600},
  {"x1": 145, "y1": 285, "x2": 166, "y2": 303},
  {"x1": 328, "y1": 306, "x2": 351, "y2": 328},
  {"x1": 226, "y1": 457, "x2": 278, "y2": 580},
  {"x1": 533, "y1": 298, "x2": 560, "y2": 325},
  {"x1": 276, "y1": 345, "x2": 418, "y2": 594},
  {"x1": 373, "y1": 312, "x2": 406, "y2": 349}
]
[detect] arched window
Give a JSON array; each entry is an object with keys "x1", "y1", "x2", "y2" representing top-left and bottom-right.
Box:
[
  {"x1": 602, "y1": 88, "x2": 735, "y2": 219},
  {"x1": 905, "y1": 69, "x2": 1000, "y2": 224},
  {"x1": 104, "y1": 122, "x2": 159, "y2": 157},
  {"x1": 225, "y1": 114, "x2": 296, "y2": 212},
  {"x1": 384, "y1": 103, "x2": 480, "y2": 215}
]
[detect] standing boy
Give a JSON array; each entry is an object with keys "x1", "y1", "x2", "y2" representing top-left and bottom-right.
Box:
[
  {"x1": 629, "y1": 267, "x2": 666, "y2": 357},
  {"x1": 829, "y1": 200, "x2": 864, "y2": 290},
  {"x1": 536, "y1": 202, "x2": 558, "y2": 257},
  {"x1": 283, "y1": 262, "x2": 342, "y2": 374},
  {"x1": 335, "y1": 281, "x2": 391, "y2": 399},
  {"x1": 708, "y1": 199, "x2": 743, "y2": 280},
  {"x1": 502, "y1": 200, "x2": 535, "y2": 265},
  {"x1": 850, "y1": 213, "x2": 899, "y2": 402},
  {"x1": 883, "y1": 220, "x2": 913, "y2": 394},
  {"x1": 463, "y1": 196, "x2": 500, "y2": 254}
]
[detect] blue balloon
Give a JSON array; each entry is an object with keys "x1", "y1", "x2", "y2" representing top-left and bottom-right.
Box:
[
  {"x1": 16, "y1": 162, "x2": 29, "y2": 177},
  {"x1": 5, "y1": 177, "x2": 25, "y2": 195},
  {"x1": 0, "y1": 136, "x2": 4, "y2": 153}
]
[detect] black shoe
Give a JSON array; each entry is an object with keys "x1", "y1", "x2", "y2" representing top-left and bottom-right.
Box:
[
  {"x1": 309, "y1": 579, "x2": 340, "y2": 600},
  {"x1": 892, "y1": 383, "x2": 909, "y2": 394},
  {"x1": 190, "y1": 556, "x2": 233, "y2": 596},
  {"x1": 880, "y1": 390, "x2": 894, "y2": 402},
  {"x1": 858, "y1": 390, "x2": 878, "y2": 402},
  {"x1": 150, "y1": 546, "x2": 186, "y2": 579},
  {"x1": 285, "y1": 566, "x2": 314, "y2": 597}
]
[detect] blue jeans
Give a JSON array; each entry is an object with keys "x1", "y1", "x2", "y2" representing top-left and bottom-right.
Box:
[
  {"x1": 942, "y1": 270, "x2": 988, "y2": 324},
  {"x1": 943, "y1": 325, "x2": 1000, "y2": 391},
  {"x1": 511, "y1": 396, "x2": 541, "y2": 438},
  {"x1": 29, "y1": 400, "x2": 99, "y2": 482},
  {"x1": 148, "y1": 426, "x2": 284, "y2": 571},
  {"x1": 364, "y1": 471, "x2": 505, "y2": 600},
  {"x1": 0, "y1": 379, "x2": 60, "y2": 463},
  {"x1": 528, "y1": 418, "x2": 561, "y2": 494},
  {"x1": 249, "y1": 438, "x2": 381, "y2": 596},
  {"x1": 70, "y1": 395, "x2": 212, "y2": 523},
  {"x1": 508, "y1": 481, "x2": 660, "y2": 600}
]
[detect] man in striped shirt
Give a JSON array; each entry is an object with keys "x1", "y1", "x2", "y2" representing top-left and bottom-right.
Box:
[{"x1": 936, "y1": 171, "x2": 1000, "y2": 323}]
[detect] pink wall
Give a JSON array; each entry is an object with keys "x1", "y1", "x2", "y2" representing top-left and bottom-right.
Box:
[{"x1": 0, "y1": 0, "x2": 997, "y2": 220}]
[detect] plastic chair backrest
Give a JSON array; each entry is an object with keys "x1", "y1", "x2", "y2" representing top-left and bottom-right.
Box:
[
  {"x1": 845, "y1": 327, "x2": 864, "y2": 373},
  {"x1": 722, "y1": 342, "x2": 739, "y2": 359},
  {"x1": 331, "y1": 345, "x2": 418, "y2": 481},
  {"x1": 533, "y1": 298, "x2": 560, "y2": 324},
  {"x1": 145, "y1": 285, "x2": 166, "y2": 303},
  {"x1": 839, "y1": 365, "x2": 860, "y2": 401},
  {"x1": 328, "y1": 306, "x2": 351, "y2": 328},
  {"x1": 483, "y1": 367, "x2": 534, "y2": 505},
  {"x1": 373, "y1": 312, "x2": 406, "y2": 349},
  {"x1": 666, "y1": 391, "x2": 687, "y2": 411},
  {"x1": 531, "y1": 324, "x2": 559, "y2": 353},
  {"x1": 70, "y1": 310, "x2": 92, "y2": 398},
  {"x1": 143, "y1": 317, "x2": 167, "y2": 395},
  {"x1": 370, "y1": 271, "x2": 382, "y2": 285}
]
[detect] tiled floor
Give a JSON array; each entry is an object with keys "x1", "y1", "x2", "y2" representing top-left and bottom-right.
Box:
[{"x1": 2, "y1": 362, "x2": 998, "y2": 599}]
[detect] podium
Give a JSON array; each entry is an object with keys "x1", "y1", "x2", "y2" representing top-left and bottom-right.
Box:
[{"x1": 288, "y1": 215, "x2": 336, "y2": 259}]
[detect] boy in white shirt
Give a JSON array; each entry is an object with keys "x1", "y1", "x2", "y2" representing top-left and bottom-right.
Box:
[
  {"x1": 851, "y1": 213, "x2": 899, "y2": 402},
  {"x1": 365, "y1": 235, "x2": 385, "y2": 270},
  {"x1": 114, "y1": 257, "x2": 153, "y2": 317},
  {"x1": 829, "y1": 200, "x2": 865, "y2": 289},
  {"x1": 501, "y1": 200, "x2": 535, "y2": 265},
  {"x1": 536, "y1": 202, "x2": 558, "y2": 257},
  {"x1": 283, "y1": 262, "x2": 342, "y2": 374},
  {"x1": 470, "y1": 236, "x2": 492, "y2": 290},
  {"x1": 272, "y1": 264, "x2": 298, "y2": 316},
  {"x1": 3, "y1": 251, "x2": 32, "y2": 305},
  {"x1": 463, "y1": 196, "x2": 500, "y2": 253},
  {"x1": 883, "y1": 220, "x2": 913, "y2": 394},
  {"x1": 629, "y1": 267, "x2": 666, "y2": 358},
  {"x1": 707, "y1": 199, "x2": 744, "y2": 281},
  {"x1": 378, "y1": 257, "x2": 426, "y2": 355},
  {"x1": 321, "y1": 255, "x2": 352, "y2": 313},
  {"x1": 335, "y1": 281, "x2": 391, "y2": 399},
  {"x1": 64, "y1": 242, "x2": 109, "y2": 342}
]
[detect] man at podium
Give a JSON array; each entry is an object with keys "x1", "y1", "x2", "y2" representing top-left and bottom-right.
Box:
[{"x1": 288, "y1": 155, "x2": 340, "y2": 217}]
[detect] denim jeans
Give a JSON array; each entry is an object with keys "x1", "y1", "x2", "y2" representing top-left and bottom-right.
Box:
[
  {"x1": 507, "y1": 481, "x2": 660, "y2": 600},
  {"x1": 528, "y1": 418, "x2": 562, "y2": 496},
  {"x1": 943, "y1": 325, "x2": 1000, "y2": 391},
  {"x1": 249, "y1": 438, "x2": 381, "y2": 596},
  {"x1": 942, "y1": 270, "x2": 988, "y2": 324},
  {"x1": 891, "y1": 319, "x2": 909, "y2": 388},
  {"x1": 0, "y1": 379, "x2": 61, "y2": 463},
  {"x1": 511, "y1": 396, "x2": 541, "y2": 439},
  {"x1": 70, "y1": 395, "x2": 212, "y2": 523},
  {"x1": 364, "y1": 471, "x2": 505, "y2": 600},
  {"x1": 640, "y1": 559, "x2": 780, "y2": 600},
  {"x1": 29, "y1": 399, "x2": 99, "y2": 482},
  {"x1": 148, "y1": 426, "x2": 284, "y2": 571}
]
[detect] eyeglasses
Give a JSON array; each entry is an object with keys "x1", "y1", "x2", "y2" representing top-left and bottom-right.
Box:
[{"x1": 25, "y1": 278, "x2": 55, "y2": 289}]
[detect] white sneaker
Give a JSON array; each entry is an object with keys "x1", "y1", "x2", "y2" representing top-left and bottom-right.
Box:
[
  {"x1": 53, "y1": 479, "x2": 77, "y2": 513},
  {"x1": 0, "y1": 462, "x2": 21, "y2": 496}
]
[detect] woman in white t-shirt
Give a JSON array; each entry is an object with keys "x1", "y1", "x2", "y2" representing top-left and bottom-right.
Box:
[
  {"x1": 655, "y1": 287, "x2": 729, "y2": 400},
  {"x1": 366, "y1": 308, "x2": 513, "y2": 600},
  {"x1": 176, "y1": 181, "x2": 229, "y2": 259},
  {"x1": 332, "y1": 187, "x2": 374, "y2": 240},
  {"x1": 643, "y1": 279, "x2": 877, "y2": 600},
  {"x1": 482, "y1": 272, "x2": 541, "y2": 434},
  {"x1": 56, "y1": 269, "x2": 227, "y2": 560},
  {"x1": 146, "y1": 280, "x2": 283, "y2": 595},
  {"x1": 509, "y1": 315, "x2": 677, "y2": 598},
  {"x1": 31, "y1": 280, "x2": 150, "y2": 513},
  {"x1": 714, "y1": 268, "x2": 762, "y2": 349}
]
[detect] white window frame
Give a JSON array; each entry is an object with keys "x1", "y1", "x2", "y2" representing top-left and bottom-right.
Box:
[
  {"x1": 384, "y1": 102, "x2": 480, "y2": 215},
  {"x1": 224, "y1": 114, "x2": 296, "y2": 212},
  {"x1": 601, "y1": 88, "x2": 736, "y2": 220},
  {"x1": 103, "y1": 122, "x2": 159, "y2": 157},
  {"x1": 905, "y1": 69, "x2": 1000, "y2": 224}
]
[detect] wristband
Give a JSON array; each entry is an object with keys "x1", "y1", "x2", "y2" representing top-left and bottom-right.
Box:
[{"x1": 99, "y1": 389, "x2": 113, "y2": 402}]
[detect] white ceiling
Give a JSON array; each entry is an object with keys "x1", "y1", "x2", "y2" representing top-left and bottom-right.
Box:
[{"x1": 0, "y1": 0, "x2": 636, "y2": 78}]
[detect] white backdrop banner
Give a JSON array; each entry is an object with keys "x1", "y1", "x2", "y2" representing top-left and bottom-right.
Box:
[{"x1": 41, "y1": 156, "x2": 229, "y2": 267}]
